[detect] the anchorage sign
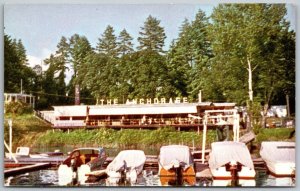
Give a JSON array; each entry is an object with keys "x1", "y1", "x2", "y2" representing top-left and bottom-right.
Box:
[{"x1": 96, "y1": 97, "x2": 189, "y2": 105}]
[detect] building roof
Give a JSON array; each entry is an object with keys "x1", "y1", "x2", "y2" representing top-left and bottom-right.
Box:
[{"x1": 53, "y1": 102, "x2": 236, "y2": 117}]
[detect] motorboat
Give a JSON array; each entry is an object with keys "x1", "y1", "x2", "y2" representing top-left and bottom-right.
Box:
[
  {"x1": 209, "y1": 142, "x2": 256, "y2": 180},
  {"x1": 106, "y1": 150, "x2": 146, "y2": 183},
  {"x1": 158, "y1": 145, "x2": 196, "y2": 185},
  {"x1": 58, "y1": 147, "x2": 106, "y2": 185},
  {"x1": 5, "y1": 147, "x2": 30, "y2": 158},
  {"x1": 260, "y1": 141, "x2": 295, "y2": 177}
]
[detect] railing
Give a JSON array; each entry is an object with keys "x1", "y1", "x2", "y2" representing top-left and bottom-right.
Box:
[
  {"x1": 86, "y1": 117, "x2": 203, "y2": 126},
  {"x1": 54, "y1": 120, "x2": 85, "y2": 127}
]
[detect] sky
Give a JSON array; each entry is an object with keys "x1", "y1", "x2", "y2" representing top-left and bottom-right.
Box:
[{"x1": 4, "y1": 4, "x2": 296, "y2": 82}]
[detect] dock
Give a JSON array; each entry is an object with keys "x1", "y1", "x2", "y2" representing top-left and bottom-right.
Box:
[
  {"x1": 4, "y1": 163, "x2": 51, "y2": 177},
  {"x1": 4, "y1": 153, "x2": 266, "y2": 179}
]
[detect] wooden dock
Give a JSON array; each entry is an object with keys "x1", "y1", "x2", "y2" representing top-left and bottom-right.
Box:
[
  {"x1": 4, "y1": 163, "x2": 51, "y2": 177},
  {"x1": 4, "y1": 153, "x2": 266, "y2": 179}
]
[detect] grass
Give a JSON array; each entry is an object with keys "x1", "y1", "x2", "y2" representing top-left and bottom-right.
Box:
[
  {"x1": 34, "y1": 127, "x2": 218, "y2": 150},
  {"x1": 4, "y1": 113, "x2": 52, "y2": 150},
  {"x1": 4, "y1": 113, "x2": 295, "y2": 153},
  {"x1": 255, "y1": 127, "x2": 295, "y2": 144}
]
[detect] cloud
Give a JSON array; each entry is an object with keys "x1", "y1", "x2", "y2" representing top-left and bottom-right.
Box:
[{"x1": 27, "y1": 55, "x2": 49, "y2": 71}]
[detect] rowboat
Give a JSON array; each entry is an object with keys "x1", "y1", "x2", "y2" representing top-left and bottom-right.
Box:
[
  {"x1": 260, "y1": 141, "x2": 295, "y2": 177},
  {"x1": 208, "y1": 142, "x2": 256, "y2": 181}
]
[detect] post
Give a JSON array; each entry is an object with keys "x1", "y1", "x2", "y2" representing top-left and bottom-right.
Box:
[
  {"x1": 286, "y1": 94, "x2": 290, "y2": 118},
  {"x1": 8, "y1": 119, "x2": 13, "y2": 159},
  {"x1": 20, "y1": 79, "x2": 23, "y2": 94},
  {"x1": 192, "y1": 139, "x2": 195, "y2": 152},
  {"x1": 198, "y1": 90, "x2": 202, "y2": 103},
  {"x1": 201, "y1": 114, "x2": 207, "y2": 164}
]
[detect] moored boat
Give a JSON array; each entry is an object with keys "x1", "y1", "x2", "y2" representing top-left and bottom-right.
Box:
[
  {"x1": 58, "y1": 147, "x2": 106, "y2": 185},
  {"x1": 208, "y1": 141, "x2": 256, "y2": 181},
  {"x1": 106, "y1": 150, "x2": 146, "y2": 182},
  {"x1": 260, "y1": 141, "x2": 295, "y2": 177},
  {"x1": 158, "y1": 145, "x2": 196, "y2": 185}
]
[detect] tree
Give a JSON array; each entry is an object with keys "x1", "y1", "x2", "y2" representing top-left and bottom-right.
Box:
[
  {"x1": 97, "y1": 25, "x2": 118, "y2": 57},
  {"x1": 209, "y1": 4, "x2": 295, "y2": 129},
  {"x1": 4, "y1": 35, "x2": 36, "y2": 94},
  {"x1": 117, "y1": 29, "x2": 134, "y2": 56},
  {"x1": 137, "y1": 15, "x2": 166, "y2": 53}
]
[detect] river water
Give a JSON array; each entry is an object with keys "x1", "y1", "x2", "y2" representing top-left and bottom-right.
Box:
[
  {"x1": 4, "y1": 146, "x2": 296, "y2": 187},
  {"x1": 4, "y1": 168, "x2": 295, "y2": 187}
]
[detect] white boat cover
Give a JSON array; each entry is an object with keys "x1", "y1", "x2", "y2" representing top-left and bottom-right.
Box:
[
  {"x1": 209, "y1": 141, "x2": 254, "y2": 170},
  {"x1": 159, "y1": 145, "x2": 193, "y2": 171},
  {"x1": 260, "y1": 141, "x2": 295, "y2": 163},
  {"x1": 107, "y1": 150, "x2": 146, "y2": 172}
]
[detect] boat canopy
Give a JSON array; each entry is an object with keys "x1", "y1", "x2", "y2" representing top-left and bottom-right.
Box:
[
  {"x1": 260, "y1": 141, "x2": 295, "y2": 163},
  {"x1": 106, "y1": 150, "x2": 146, "y2": 172},
  {"x1": 209, "y1": 141, "x2": 254, "y2": 170},
  {"x1": 159, "y1": 145, "x2": 193, "y2": 170}
]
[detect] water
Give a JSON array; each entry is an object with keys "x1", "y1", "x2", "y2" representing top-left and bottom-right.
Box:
[
  {"x1": 4, "y1": 169, "x2": 295, "y2": 187},
  {"x1": 4, "y1": 146, "x2": 295, "y2": 187}
]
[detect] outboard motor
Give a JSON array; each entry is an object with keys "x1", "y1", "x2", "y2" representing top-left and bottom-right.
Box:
[{"x1": 225, "y1": 160, "x2": 242, "y2": 186}]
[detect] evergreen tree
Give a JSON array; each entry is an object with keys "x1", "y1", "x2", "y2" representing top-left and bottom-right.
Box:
[
  {"x1": 137, "y1": 15, "x2": 166, "y2": 53},
  {"x1": 118, "y1": 29, "x2": 134, "y2": 56},
  {"x1": 97, "y1": 25, "x2": 118, "y2": 57}
]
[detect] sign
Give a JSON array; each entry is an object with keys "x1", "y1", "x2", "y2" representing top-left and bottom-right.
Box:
[{"x1": 96, "y1": 97, "x2": 189, "y2": 105}]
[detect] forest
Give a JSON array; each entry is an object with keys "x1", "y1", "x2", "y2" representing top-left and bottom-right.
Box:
[{"x1": 4, "y1": 4, "x2": 295, "y2": 115}]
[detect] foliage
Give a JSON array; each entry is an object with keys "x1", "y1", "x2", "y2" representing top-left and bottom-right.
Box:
[
  {"x1": 4, "y1": 35, "x2": 36, "y2": 94},
  {"x1": 137, "y1": 15, "x2": 166, "y2": 53},
  {"x1": 35, "y1": 128, "x2": 217, "y2": 149},
  {"x1": 255, "y1": 128, "x2": 295, "y2": 145},
  {"x1": 4, "y1": 7, "x2": 295, "y2": 114},
  {"x1": 5, "y1": 101, "x2": 33, "y2": 115}
]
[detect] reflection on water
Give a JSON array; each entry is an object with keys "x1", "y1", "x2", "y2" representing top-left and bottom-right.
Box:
[{"x1": 4, "y1": 169, "x2": 296, "y2": 187}]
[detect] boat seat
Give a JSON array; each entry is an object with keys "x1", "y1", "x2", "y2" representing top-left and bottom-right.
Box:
[{"x1": 80, "y1": 155, "x2": 86, "y2": 164}]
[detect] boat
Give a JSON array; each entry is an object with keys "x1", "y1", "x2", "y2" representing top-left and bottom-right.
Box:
[
  {"x1": 208, "y1": 141, "x2": 256, "y2": 181},
  {"x1": 260, "y1": 141, "x2": 295, "y2": 177},
  {"x1": 5, "y1": 147, "x2": 30, "y2": 158},
  {"x1": 158, "y1": 145, "x2": 196, "y2": 186},
  {"x1": 5, "y1": 147, "x2": 63, "y2": 158},
  {"x1": 106, "y1": 150, "x2": 146, "y2": 182},
  {"x1": 58, "y1": 147, "x2": 106, "y2": 185}
]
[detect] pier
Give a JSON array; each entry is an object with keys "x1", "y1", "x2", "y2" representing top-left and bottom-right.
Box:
[{"x1": 4, "y1": 153, "x2": 266, "y2": 179}]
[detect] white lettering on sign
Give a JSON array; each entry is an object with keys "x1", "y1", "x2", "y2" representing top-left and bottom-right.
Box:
[
  {"x1": 139, "y1": 99, "x2": 144, "y2": 104},
  {"x1": 113, "y1": 99, "x2": 118, "y2": 105},
  {"x1": 147, "y1": 98, "x2": 151, "y2": 104},
  {"x1": 96, "y1": 97, "x2": 190, "y2": 105}
]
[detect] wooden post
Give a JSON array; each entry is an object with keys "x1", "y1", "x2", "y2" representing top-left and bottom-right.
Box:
[
  {"x1": 8, "y1": 119, "x2": 13, "y2": 159},
  {"x1": 236, "y1": 112, "x2": 240, "y2": 142},
  {"x1": 197, "y1": 126, "x2": 200, "y2": 135},
  {"x1": 33, "y1": 96, "x2": 35, "y2": 108},
  {"x1": 201, "y1": 114, "x2": 207, "y2": 164}
]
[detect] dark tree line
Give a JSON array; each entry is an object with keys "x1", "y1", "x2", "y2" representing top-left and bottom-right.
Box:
[{"x1": 4, "y1": 4, "x2": 295, "y2": 115}]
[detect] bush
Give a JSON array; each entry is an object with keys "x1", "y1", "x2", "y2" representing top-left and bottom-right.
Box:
[{"x1": 5, "y1": 101, "x2": 33, "y2": 115}]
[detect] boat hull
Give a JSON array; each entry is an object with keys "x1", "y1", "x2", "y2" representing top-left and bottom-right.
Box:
[
  {"x1": 159, "y1": 166, "x2": 195, "y2": 177},
  {"x1": 264, "y1": 159, "x2": 295, "y2": 177},
  {"x1": 210, "y1": 166, "x2": 256, "y2": 180}
]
